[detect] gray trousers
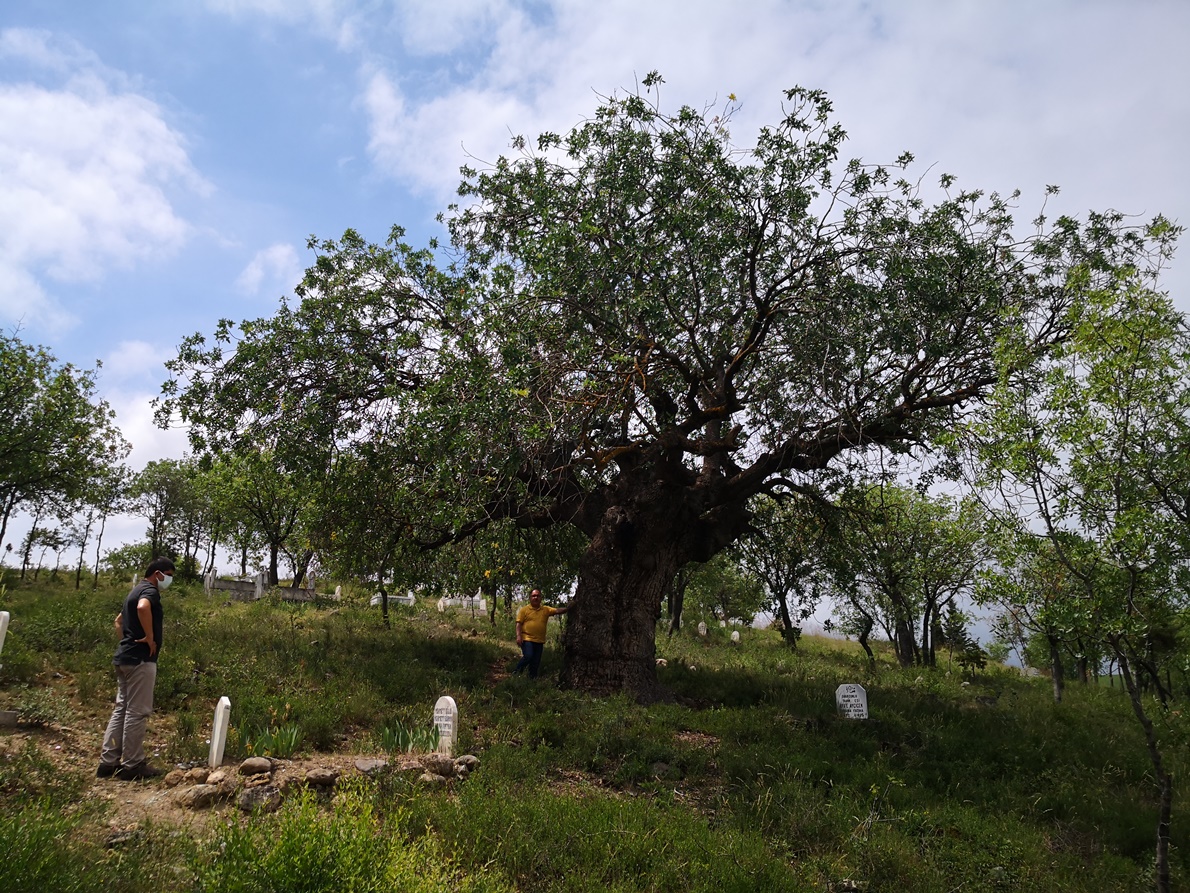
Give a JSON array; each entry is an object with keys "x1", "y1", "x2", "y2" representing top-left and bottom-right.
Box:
[{"x1": 100, "y1": 662, "x2": 157, "y2": 767}]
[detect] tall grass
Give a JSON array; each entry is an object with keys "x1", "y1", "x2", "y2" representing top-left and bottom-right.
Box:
[
  {"x1": 0, "y1": 576, "x2": 1183, "y2": 892},
  {"x1": 192, "y1": 782, "x2": 510, "y2": 892}
]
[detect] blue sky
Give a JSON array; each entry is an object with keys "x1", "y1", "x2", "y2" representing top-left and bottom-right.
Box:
[{"x1": 3, "y1": 0, "x2": 1189, "y2": 557}]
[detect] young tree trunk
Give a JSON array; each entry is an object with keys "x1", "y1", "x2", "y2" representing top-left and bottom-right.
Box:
[
  {"x1": 204, "y1": 534, "x2": 218, "y2": 577},
  {"x1": 290, "y1": 549, "x2": 314, "y2": 587},
  {"x1": 775, "y1": 590, "x2": 799, "y2": 649},
  {"x1": 1118, "y1": 654, "x2": 1173, "y2": 893},
  {"x1": 0, "y1": 490, "x2": 15, "y2": 550},
  {"x1": 91, "y1": 511, "x2": 108, "y2": 589},
  {"x1": 667, "y1": 578, "x2": 685, "y2": 638},
  {"x1": 268, "y1": 543, "x2": 280, "y2": 585},
  {"x1": 857, "y1": 615, "x2": 876, "y2": 666},
  {"x1": 75, "y1": 508, "x2": 95, "y2": 590},
  {"x1": 1048, "y1": 634, "x2": 1065, "y2": 703},
  {"x1": 377, "y1": 570, "x2": 390, "y2": 629}
]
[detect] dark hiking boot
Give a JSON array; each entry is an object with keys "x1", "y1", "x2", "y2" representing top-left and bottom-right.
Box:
[
  {"x1": 114, "y1": 761, "x2": 162, "y2": 781},
  {"x1": 96, "y1": 762, "x2": 119, "y2": 778}
]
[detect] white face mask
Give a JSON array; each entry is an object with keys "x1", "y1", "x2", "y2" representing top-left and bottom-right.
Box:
[{"x1": 157, "y1": 573, "x2": 173, "y2": 590}]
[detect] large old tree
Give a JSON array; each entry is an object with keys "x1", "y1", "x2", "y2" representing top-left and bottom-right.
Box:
[{"x1": 158, "y1": 77, "x2": 1165, "y2": 699}]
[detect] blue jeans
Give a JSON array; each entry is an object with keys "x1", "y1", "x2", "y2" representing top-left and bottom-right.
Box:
[{"x1": 514, "y1": 641, "x2": 545, "y2": 678}]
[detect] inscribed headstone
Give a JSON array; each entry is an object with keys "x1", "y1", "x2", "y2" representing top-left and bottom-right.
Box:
[
  {"x1": 697, "y1": 622, "x2": 707, "y2": 637},
  {"x1": 835, "y1": 684, "x2": 868, "y2": 720},
  {"x1": 433, "y1": 695, "x2": 458, "y2": 756},
  {"x1": 209, "y1": 696, "x2": 232, "y2": 768},
  {"x1": 0, "y1": 611, "x2": 9, "y2": 658}
]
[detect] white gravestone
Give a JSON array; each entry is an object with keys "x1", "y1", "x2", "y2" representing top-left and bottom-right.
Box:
[
  {"x1": 0, "y1": 611, "x2": 9, "y2": 658},
  {"x1": 437, "y1": 596, "x2": 486, "y2": 612},
  {"x1": 209, "y1": 696, "x2": 232, "y2": 768},
  {"x1": 730, "y1": 630, "x2": 740, "y2": 643},
  {"x1": 835, "y1": 684, "x2": 868, "y2": 720},
  {"x1": 334, "y1": 585, "x2": 342, "y2": 600},
  {"x1": 433, "y1": 695, "x2": 458, "y2": 756},
  {"x1": 697, "y1": 622, "x2": 707, "y2": 637},
  {"x1": 371, "y1": 592, "x2": 416, "y2": 607}
]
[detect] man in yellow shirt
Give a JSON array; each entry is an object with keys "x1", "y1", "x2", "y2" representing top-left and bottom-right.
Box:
[{"x1": 514, "y1": 588, "x2": 571, "y2": 678}]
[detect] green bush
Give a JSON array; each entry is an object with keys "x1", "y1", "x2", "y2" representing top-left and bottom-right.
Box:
[{"x1": 192, "y1": 782, "x2": 511, "y2": 892}]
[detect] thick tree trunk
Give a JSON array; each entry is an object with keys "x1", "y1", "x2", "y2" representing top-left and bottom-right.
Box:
[
  {"x1": 560, "y1": 506, "x2": 676, "y2": 701},
  {"x1": 894, "y1": 618, "x2": 916, "y2": 668}
]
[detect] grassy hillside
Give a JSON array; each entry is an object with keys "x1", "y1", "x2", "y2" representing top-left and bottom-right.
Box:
[{"x1": 0, "y1": 574, "x2": 1183, "y2": 892}]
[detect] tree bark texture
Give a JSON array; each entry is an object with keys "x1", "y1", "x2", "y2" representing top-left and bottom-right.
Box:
[
  {"x1": 560, "y1": 506, "x2": 675, "y2": 701},
  {"x1": 559, "y1": 482, "x2": 748, "y2": 701}
]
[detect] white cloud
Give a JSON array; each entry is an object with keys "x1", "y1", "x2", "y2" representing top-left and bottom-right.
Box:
[
  {"x1": 106, "y1": 388, "x2": 192, "y2": 471},
  {"x1": 0, "y1": 258, "x2": 75, "y2": 331},
  {"x1": 0, "y1": 28, "x2": 210, "y2": 334},
  {"x1": 235, "y1": 243, "x2": 304, "y2": 296},
  {"x1": 350, "y1": 0, "x2": 1189, "y2": 300},
  {"x1": 363, "y1": 69, "x2": 539, "y2": 198},
  {"x1": 394, "y1": 0, "x2": 516, "y2": 56},
  {"x1": 99, "y1": 340, "x2": 161, "y2": 387},
  {"x1": 95, "y1": 342, "x2": 187, "y2": 471},
  {"x1": 204, "y1": 0, "x2": 363, "y2": 49}
]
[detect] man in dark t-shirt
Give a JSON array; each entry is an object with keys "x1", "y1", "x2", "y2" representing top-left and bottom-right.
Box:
[{"x1": 97, "y1": 556, "x2": 174, "y2": 780}]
